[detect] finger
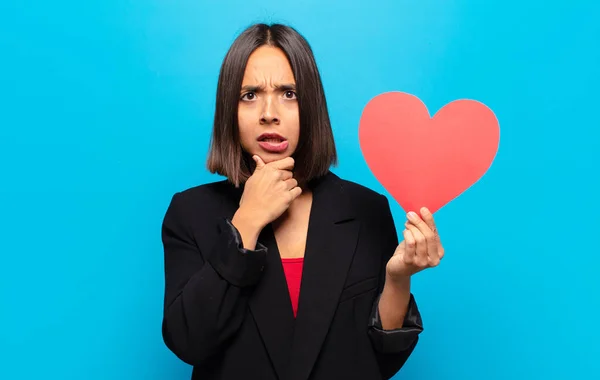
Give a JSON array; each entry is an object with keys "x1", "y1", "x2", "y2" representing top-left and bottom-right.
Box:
[
  {"x1": 402, "y1": 229, "x2": 415, "y2": 265},
  {"x1": 407, "y1": 210, "x2": 435, "y2": 241},
  {"x1": 419, "y1": 207, "x2": 437, "y2": 233},
  {"x1": 279, "y1": 169, "x2": 294, "y2": 181},
  {"x1": 284, "y1": 178, "x2": 298, "y2": 190},
  {"x1": 394, "y1": 240, "x2": 406, "y2": 256},
  {"x1": 419, "y1": 207, "x2": 443, "y2": 254},
  {"x1": 406, "y1": 220, "x2": 439, "y2": 265},
  {"x1": 270, "y1": 156, "x2": 295, "y2": 171},
  {"x1": 253, "y1": 155, "x2": 266, "y2": 170},
  {"x1": 288, "y1": 185, "x2": 302, "y2": 201},
  {"x1": 405, "y1": 222, "x2": 428, "y2": 267}
]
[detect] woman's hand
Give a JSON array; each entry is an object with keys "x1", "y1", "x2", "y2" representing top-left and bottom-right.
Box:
[
  {"x1": 232, "y1": 155, "x2": 302, "y2": 249},
  {"x1": 386, "y1": 207, "x2": 445, "y2": 282}
]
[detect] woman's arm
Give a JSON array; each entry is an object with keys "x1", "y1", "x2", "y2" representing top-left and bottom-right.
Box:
[
  {"x1": 378, "y1": 274, "x2": 411, "y2": 330},
  {"x1": 367, "y1": 195, "x2": 424, "y2": 379},
  {"x1": 161, "y1": 192, "x2": 267, "y2": 366}
]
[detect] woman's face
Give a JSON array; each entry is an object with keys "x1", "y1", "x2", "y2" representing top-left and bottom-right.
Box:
[{"x1": 238, "y1": 46, "x2": 300, "y2": 164}]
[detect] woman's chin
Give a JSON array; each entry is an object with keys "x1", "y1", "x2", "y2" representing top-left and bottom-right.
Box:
[{"x1": 253, "y1": 152, "x2": 293, "y2": 164}]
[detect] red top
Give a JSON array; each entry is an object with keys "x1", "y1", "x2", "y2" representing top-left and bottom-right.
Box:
[{"x1": 281, "y1": 257, "x2": 304, "y2": 317}]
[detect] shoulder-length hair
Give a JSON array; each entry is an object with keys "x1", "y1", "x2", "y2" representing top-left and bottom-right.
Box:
[{"x1": 206, "y1": 23, "x2": 337, "y2": 187}]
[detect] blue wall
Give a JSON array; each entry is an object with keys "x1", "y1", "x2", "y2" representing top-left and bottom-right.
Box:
[{"x1": 1, "y1": 1, "x2": 599, "y2": 379}]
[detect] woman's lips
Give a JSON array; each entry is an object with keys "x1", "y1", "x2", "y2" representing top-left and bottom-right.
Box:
[
  {"x1": 258, "y1": 139, "x2": 289, "y2": 153},
  {"x1": 257, "y1": 133, "x2": 288, "y2": 153}
]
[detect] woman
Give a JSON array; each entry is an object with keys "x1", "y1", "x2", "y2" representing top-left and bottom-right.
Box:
[{"x1": 161, "y1": 23, "x2": 444, "y2": 380}]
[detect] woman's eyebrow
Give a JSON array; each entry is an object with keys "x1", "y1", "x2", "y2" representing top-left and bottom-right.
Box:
[
  {"x1": 241, "y1": 84, "x2": 263, "y2": 93},
  {"x1": 274, "y1": 83, "x2": 296, "y2": 91},
  {"x1": 240, "y1": 83, "x2": 296, "y2": 93}
]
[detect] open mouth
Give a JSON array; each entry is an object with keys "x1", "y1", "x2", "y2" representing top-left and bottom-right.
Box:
[
  {"x1": 257, "y1": 133, "x2": 287, "y2": 143},
  {"x1": 257, "y1": 133, "x2": 289, "y2": 153}
]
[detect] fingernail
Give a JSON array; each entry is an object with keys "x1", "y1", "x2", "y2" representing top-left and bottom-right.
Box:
[{"x1": 407, "y1": 211, "x2": 418, "y2": 221}]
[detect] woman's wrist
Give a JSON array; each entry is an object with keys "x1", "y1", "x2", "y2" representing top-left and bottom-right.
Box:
[
  {"x1": 379, "y1": 274, "x2": 411, "y2": 330},
  {"x1": 232, "y1": 207, "x2": 264, "y2": 250},
  {"x1": 385, "y1": 272, "x2": 411, "y2": 289}
]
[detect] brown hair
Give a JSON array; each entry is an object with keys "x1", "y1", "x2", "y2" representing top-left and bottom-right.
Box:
[{"x1": 206, "y1": 23, "x2": 337, "y2": 187}]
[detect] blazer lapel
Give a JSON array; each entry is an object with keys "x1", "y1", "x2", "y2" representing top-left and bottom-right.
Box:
[
  {"x1": 286, "y1": 172, "x2": 360, "y2": 380},
  {"x1": 220, "y1": 181, "x2": 295, "y2": 380}
]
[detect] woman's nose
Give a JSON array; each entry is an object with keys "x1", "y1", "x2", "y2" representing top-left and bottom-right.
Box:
[{"x1": 260, "y1": 96, "x2": 280, "y2": 125}]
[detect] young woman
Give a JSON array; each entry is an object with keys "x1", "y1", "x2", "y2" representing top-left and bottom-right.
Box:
[{"x1": 161, "y1": 23, "x2": 444, "y2": 380}]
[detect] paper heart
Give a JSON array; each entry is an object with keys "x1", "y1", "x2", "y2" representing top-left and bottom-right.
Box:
[{"x1": 359, "y1": 91, "x2": 499, "y2": 214}]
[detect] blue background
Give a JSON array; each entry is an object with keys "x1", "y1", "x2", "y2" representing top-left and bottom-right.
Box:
[{"x1": 1, "y1": 1, "x2": 599, "y2": 379}]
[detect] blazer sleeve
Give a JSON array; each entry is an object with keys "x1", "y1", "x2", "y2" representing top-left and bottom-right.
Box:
[
  {"x1": 161, "y1": 192, "x2": 267, "y2": 366},
  {"x1": 367, "y1": 195, "x2": 424, "y2": 379}
]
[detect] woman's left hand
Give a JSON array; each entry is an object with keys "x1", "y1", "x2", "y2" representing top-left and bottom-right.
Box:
[{"x1": 386, "y1": 207, "x2": 445, "y2": 282}]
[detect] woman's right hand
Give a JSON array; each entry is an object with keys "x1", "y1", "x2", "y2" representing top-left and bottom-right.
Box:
[{"x1": 232, "y1": 155, "x2": 302, "y2": 249}]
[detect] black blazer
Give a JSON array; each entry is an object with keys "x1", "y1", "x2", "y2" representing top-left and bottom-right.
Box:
[{"x1": 161, "y1": 171, "x2": 424, "y2": 380}]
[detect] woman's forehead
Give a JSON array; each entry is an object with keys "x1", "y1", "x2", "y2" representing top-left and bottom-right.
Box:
[{"x1": 242, "y1": 46, "x2": 295, "y2": 85}]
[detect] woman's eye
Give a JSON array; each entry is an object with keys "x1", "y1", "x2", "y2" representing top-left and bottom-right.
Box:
[
  {"x1": 284, "y1": 90, "x2": 297, "y2": 99},
  {"x1": 241, "y1": 92, "x2": 256, "y2": 101}
]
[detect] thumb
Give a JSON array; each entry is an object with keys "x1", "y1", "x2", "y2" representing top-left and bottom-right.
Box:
[{"x1": 252, "y1": 155, "x2": 266, "y2": 170}]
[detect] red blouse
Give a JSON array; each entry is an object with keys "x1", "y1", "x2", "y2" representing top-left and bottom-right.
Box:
[{"x1": 281, "y1": 257, "x2": 304, "y2": 317}]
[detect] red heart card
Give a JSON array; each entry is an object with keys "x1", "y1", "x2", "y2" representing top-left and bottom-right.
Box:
[{"x1": 359, "y1": 91, "x2": 499, "y2": 214}]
